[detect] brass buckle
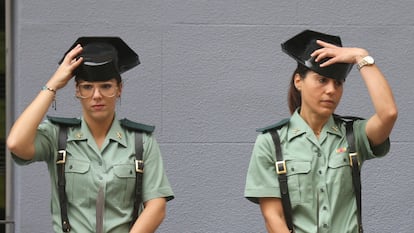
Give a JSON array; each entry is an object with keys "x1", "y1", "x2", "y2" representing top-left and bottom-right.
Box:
[
  {"x1": 275, "y1": 161, "x2": 287, "y2": 174},
  {"x1": 56, "y1": 150, "x2": 67, "y2": 164},
  {"x1": 349, "y1": 152, "x2": 360, "y2": 167},
  {"x1": 135, "y1": 160, "x2": 144, "y2": 173}
]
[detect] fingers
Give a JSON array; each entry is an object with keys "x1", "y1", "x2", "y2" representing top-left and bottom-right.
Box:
[
  {"x1": 48, "y1": 44, "x2": 84, "y2": 90},
  {"x1": 310, "y1": 40, "x2": 343, "y2": 67},
  {"x1": 63, "y1": 44, "x2": 83, "y2": 66}
]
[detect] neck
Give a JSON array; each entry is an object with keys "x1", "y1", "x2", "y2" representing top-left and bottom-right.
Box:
[
  {"x1": 299, "y1": 108, "x2": 329, "y2": 136},
  {"x1": 83, "y1": 114, "x2": 115, "y2": 145}
]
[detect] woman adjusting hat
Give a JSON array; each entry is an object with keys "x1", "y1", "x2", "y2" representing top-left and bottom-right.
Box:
[
  {"x1": 7, "y1": 37, "x2": 174, "y2": 233},
  {"x1": 244, "y1": 30, "x2": 397, "y2": 233}
]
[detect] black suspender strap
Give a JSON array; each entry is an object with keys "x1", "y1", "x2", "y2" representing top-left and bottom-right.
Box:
[
  {"x1": 345, "y1": 122, "x2": 364, "y2": 233},
  {"x1": 269, "y1": 129, "x2": 295, "y2": 233},
  {"x1": 131, "y1": 132, "x2": 144, "y2": 228},
  {"x1": 56, "y1": 126, "x2": 71, "y2": 232}
]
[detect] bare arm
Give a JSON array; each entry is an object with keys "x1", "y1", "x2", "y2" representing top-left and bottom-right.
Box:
[
  {"x1": 312, "y1": 40, "x2": 398, "y2": 146},
  {"x1": 6, "y1": 44, "x2": 83, "y2": 160},
  {"x1": 129, "y1": 198, "x2": 167, "y2": 233},
  {"x1": 259, "y1": 198, "x2": 291, "y2": 233}
]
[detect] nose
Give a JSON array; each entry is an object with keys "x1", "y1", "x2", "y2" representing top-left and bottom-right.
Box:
[
  {"x1": 91, "y1": 87, "x2": 103, "y2": 99},
  {"x1": 325, "y1": 80, "x2": 339, "y2": 93}
]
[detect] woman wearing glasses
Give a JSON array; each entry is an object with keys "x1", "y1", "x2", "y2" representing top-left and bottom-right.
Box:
[{"x1": 7, "y1": 37, "x2": 174, "y2": 233}]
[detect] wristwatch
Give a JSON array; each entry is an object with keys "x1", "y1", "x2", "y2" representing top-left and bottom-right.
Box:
[{"x1": 357, "y1": 56, "x2": 375, "y2": 70}]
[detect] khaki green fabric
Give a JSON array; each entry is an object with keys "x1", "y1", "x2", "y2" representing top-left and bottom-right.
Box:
[
  {"x1": 245, "y1": 111, "x2": 389, "y2": 233},
  {"x1": 13, "y1": 117, "x2": 174, "y2": 233}
]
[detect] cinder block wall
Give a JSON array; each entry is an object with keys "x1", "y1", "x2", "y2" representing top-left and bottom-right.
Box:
[{"x1": 11, "y1": 1, "x2": 413, "y2": 232}]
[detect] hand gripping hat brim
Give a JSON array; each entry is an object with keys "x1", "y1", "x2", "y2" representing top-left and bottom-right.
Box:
[
  {"x1": 59, "y1": 37, "x2": 140, "y2": 82},
  {"x1": 281, "y1": 30, "x2": 353, "y2": 81}
]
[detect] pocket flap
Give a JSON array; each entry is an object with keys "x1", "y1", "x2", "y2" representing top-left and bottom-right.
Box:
[
  {"x1": 285, "y1": 161, "x2": 311, "y2": 176},
  {"x1": 113, "y1": 164, "x2": 136, "y2": 178},
  {"x1": 65, "y1": 159, "x2": 90, "y2": 174},
  {"x1": 328, "y1": 153, "x2": 350, "y2": 168}
]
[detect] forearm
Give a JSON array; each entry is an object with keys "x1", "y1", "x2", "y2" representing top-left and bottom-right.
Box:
[
  {"x1": 129, "y1": 198, "x2": 166, "y2": 233},
  {"x1": 7, "y1": 88, "x2": 56, "y2": 159},
  {"x1": 359, "y1": 63, "x2": 398, "y2": 144},
  {"x1": 259, "y1": 198, "x2": 291, "y2": 233},
  {"x1": 7, "y1": 44, "x2": 83, "y2": 160}
]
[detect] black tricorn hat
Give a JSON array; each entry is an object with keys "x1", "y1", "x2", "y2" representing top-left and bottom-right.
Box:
[
  {"x1": 59, "y1": 37, "x2": 140, "y2": 82},
  {"x1": 281, "y1": 30, "x2": 353, "y2": 81}
]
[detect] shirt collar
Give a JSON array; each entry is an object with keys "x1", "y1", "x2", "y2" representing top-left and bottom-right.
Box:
[
  {"x1": 67, "y1": 116, "x2": 128, "y2": 148},
  {"x1": 287, "y1": 109, "x2": 342, "y2": 141}
]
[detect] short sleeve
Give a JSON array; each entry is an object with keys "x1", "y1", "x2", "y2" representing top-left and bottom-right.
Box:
[
  {"x1": 141, "y1": 134, "x2": 174, "y2": 203},
  {"x1": 12, "y1": 120, "x2": 58, "y2": 165},
  {"x1": 244, "y1": 133, "x2": 281, "y2": 204},
  {"x1": 353, "y1": 120, "x2": 390, "y2": 162}
]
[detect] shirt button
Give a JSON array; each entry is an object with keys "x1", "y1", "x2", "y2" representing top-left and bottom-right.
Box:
[
  {"x1": 323, "y1": 206, "x2": 327, "y2": 210},
  {"x1": 318, "y1": 170, "x2": 322, "y2": 175},
  {"x1": 323, "y1": 224, "x2": 328, "y2": 228},
  {"x1": 320, "y1": 188, "x2": 324, "y2": 192},
  {"x1": 98, "y1": 161, "x2": 102, "y2": 166}
]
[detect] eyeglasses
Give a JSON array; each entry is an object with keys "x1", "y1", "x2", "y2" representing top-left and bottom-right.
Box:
[{"x1": 77, "y1": 83, "x2": 118, "y2": 98}]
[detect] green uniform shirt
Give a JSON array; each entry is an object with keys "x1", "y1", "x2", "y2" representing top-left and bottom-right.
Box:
[
  {"x1": 245, "y1": 110, "x2": 390, "y2": 233},
  {"x1": 13, "y1": 117, "x2": 174, "y2": 233}
]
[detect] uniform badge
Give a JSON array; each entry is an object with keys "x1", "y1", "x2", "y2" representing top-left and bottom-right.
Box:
[{"x1": 336, "y1": 147, "x2": 347, "y2": 153}]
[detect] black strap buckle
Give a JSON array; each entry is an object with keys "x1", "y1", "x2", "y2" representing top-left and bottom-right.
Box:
[
  {"x1": 135, "y1": 160, "x2": 144, "y2": 173},
  {"x1": 276, "y1": 161, "x2": 287, "y2": 174},
  {"x1": 56, "y1": 150, "x2": 67, "y2": 164}
]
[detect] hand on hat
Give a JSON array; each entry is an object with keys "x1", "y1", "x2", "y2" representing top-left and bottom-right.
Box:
[
  {"x1": 311, "y1": 40, "x2": 369, "y2": 68},
  {"x1": 47, "y1": 44, "x2": 84, "y2": 91}
]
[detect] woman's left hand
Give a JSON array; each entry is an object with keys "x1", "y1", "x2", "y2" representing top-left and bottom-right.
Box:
[{"x1": 311, "y1": 40, "x2": 369, "y2": 67}]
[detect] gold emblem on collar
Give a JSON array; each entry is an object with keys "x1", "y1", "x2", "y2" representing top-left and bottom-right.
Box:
[
  {"x1": 76, "y1": 132, "x2": 83, "y2": 139},
  {"x1": 116, "y1": 132, "x2": 122, "y2": 139},
  {"x1": 331, "y1": 126, "x2": 339, "y2": 132},
  {"x1": 292, "y1": 128, "x2": 301, "y2": 135}
]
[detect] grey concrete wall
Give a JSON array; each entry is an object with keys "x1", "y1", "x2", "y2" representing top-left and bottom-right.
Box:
[{"x1": 10, "y1": 1, "x2": 413, "y2": 232}]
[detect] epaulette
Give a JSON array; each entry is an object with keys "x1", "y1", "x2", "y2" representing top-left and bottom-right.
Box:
[
  {"x1": 333, "y1": 114, "x2": 364, "y2": 123},
  {"x1": 47, "y1": 115, "x2": 81, "y2": 126},
  {"x1": 119, "y1": 118, "x2": 155, "y2": 134},
  {"x1": 256, "y1": 118, "x2": 290, "y2": 133}
]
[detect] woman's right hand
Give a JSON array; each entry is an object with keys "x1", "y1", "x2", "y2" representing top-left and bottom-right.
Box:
[{"x1": 46, "y1": 44, "x2": 83, "y2": 90}]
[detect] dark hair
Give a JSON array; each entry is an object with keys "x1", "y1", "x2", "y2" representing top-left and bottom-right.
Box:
[
  {"x1": 75, "y1": 75, "x2": 122, "y2": 85},
  {"x1": 287, "y1": 63, "x2": 310, "y2": 114}
]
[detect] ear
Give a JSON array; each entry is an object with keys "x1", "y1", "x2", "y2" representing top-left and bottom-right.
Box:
[
  {"x1": 117, "y1": 82, "x2": 123, "y2": 97},
  {"x1": 293, "y1": 73, "x2": 302, "y2": 91}
]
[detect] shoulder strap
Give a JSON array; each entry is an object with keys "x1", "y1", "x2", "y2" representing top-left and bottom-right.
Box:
[
  {"x1": 48, "y1": 117, "x2": 80, "y2": 232},
  {"x1": 56, "y1": 125, "x2": 71, "y2": 232},
  {"x1": 345, "y1": 121, "x2": 364, "y2": 233},
  {"x1": 119, "y1": 118, "x2": 152, "y2": 228},
  {"x1": 269, "y1": 128, "x2": 295, "y2": 233},
  {"x1": 131, "y1": 132, "x2": 144, "y2": 228},
  {"x1": 259, "y1": 118, "x2": 294, "y2": 232}
]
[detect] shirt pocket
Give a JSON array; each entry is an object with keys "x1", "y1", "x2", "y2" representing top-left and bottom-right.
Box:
[
  {"x1": 65, "y1": 159, "x2": 91, "y2": 205},
  {"x1": 328, "y1": 153, "x2": 353, "y2": 196},
  {"x1": 285, "y1": 160, "x2": 312, "y2": 204},
  {"x1": 111, "y1": 164, "x2": 136, "y2": 206}
]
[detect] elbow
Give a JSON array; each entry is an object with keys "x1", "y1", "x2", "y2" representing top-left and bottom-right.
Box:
[
  {"x1": 6, "y1": 136, "x2": 34, "y2": 160},
  {"x1": 6, "y1": 136, "x2": 19, "y2": 155},
  {"x1": 384, "y1": 106, "x2": 398, "y2": 125}
]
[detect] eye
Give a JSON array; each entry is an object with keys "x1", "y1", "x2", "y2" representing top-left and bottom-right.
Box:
[
  {"x1": 100, "y1": 83, "x2": 114, "y2": 90},
  {"x1": 80, "y1": 84, "x2": 93, "y2": 90},
  {"x1": 318, "y1": 77, "x2": 328, "y2": 84},
  {"x1": 335, "y1": 80, "x2": 344, "y2": 87}
]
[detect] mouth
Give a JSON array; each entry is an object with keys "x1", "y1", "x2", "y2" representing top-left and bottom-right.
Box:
[
  {"x1": 320, "y1": 100, "x2": 336, "y2": 106},
  {"x1": 91, "y1": 104, "x2": 105, "y2": 110}
]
